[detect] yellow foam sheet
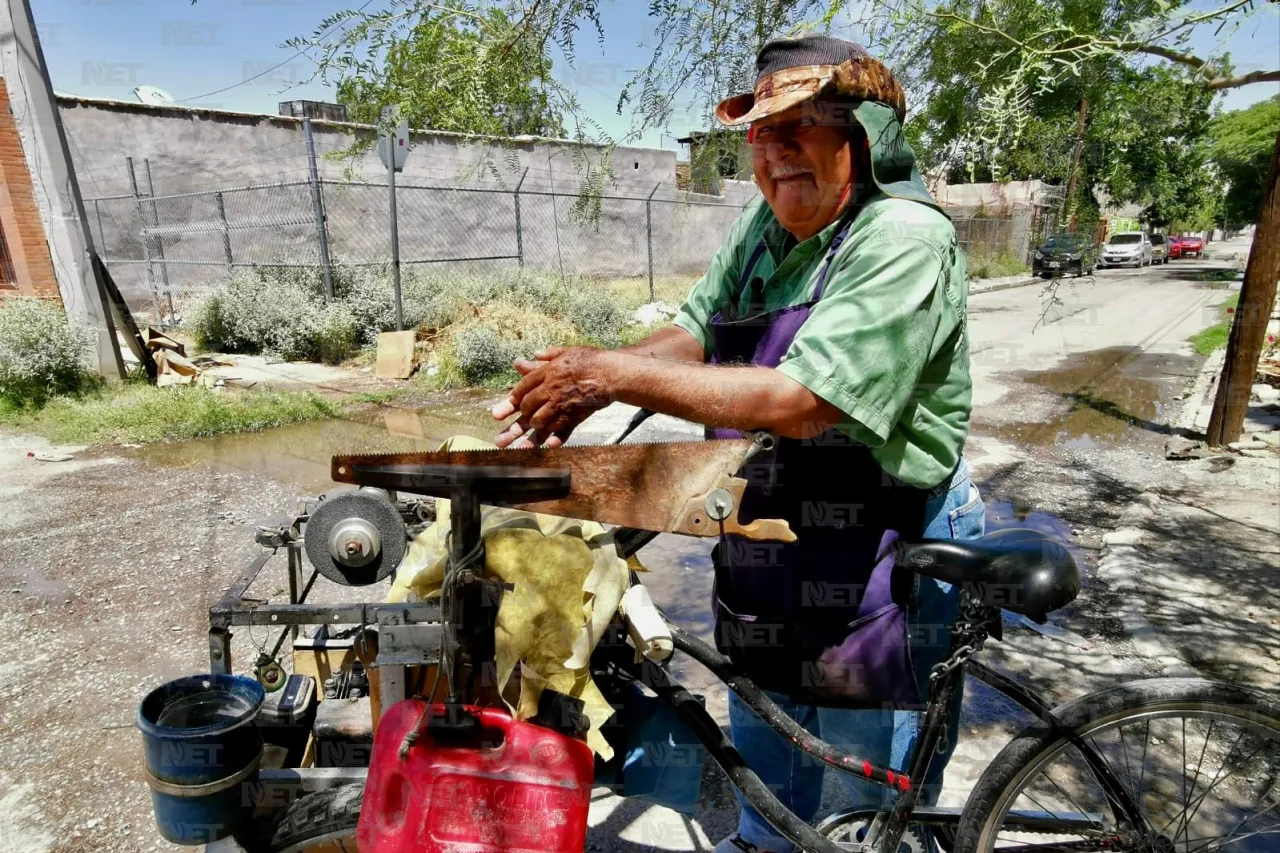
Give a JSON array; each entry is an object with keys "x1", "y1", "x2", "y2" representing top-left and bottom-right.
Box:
[{"x1": 388, "y1": 435, "x2": 634, "y2": 758}]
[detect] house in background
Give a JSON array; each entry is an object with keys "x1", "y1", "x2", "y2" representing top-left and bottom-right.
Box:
[{"x1": 677, "y1": 130, "x2": 750, "y2": 195}]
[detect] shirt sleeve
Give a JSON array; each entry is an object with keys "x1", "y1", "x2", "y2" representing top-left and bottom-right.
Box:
[
  {"x1": 775, "y1": 223, "x2": 954, "y2": 446},
  {"x1": 672, "y1": 199, "x2": 766, "y2": 353}
]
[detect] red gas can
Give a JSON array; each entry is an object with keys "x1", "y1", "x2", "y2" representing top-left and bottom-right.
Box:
[{"x1": 357, "y1": 700, "x2": 595, "y2": 853}]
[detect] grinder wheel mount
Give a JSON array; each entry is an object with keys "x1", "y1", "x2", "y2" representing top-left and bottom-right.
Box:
[{"x1": 304, "y1": 490, "x2": 408, "y2": 586}]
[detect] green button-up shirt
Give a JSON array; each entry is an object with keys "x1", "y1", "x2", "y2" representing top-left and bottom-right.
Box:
[{"x1": 673, "y1": 192, "x2": 972, "y2": 490}]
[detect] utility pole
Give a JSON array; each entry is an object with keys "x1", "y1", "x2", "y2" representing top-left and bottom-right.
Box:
[
  {"x1": 1205, "y1": 124, "x2": 1280, "y2": 446},
  {"x1": 0, "y1": 0, "x2": 124, "y2": 378},
  {"x1": 1062, "y1": 97, "x2": 1088, "y2": 229}
]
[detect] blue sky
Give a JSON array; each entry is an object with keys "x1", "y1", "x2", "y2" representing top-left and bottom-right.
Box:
[{"x1": 38, "y1": 0, "x2": 1280, "y2": 153}]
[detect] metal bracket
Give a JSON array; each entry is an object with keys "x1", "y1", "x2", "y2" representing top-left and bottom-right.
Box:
[{"x1": 376, "y1": 604, "x2": 443, "y2": 666}]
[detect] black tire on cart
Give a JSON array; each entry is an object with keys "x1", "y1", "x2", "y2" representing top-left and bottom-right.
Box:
[
  {"x1": 952, "y1": 678, "x2": 1280, "y2": 853},
  {"x1": 241, "y1": 783, "x2": 363, "y2": 853}
]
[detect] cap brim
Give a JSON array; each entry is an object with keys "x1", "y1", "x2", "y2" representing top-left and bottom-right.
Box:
[{"x1": 715, "y1": 87, "x2": 822, "y2": 126}]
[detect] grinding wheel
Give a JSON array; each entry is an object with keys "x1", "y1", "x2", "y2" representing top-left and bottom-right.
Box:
[{"x1": 305, "y1": 491, "x2": 408, "y2": 586}]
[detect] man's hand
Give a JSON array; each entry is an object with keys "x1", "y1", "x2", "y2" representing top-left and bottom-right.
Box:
[{"x1": 491, "y1": 347, "x2": 615, "y2": 448}]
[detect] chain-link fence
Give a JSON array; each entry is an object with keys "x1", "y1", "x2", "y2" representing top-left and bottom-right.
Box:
[
  {"x1": 84, "y1": 152, "x2": 1058, "y2": 326},
  {"x1": 86, "y1": 160, "x2": 758, "y2": 324}
]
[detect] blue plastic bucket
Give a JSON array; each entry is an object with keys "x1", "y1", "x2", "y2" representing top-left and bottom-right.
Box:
[{"x1": 137, "y1": 674, "x2": 264, "y2": 845}]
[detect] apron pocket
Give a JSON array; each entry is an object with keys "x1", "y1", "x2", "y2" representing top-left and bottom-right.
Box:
[{"x1": 799, "y1": 602, "x2": 920, "y2": 709}]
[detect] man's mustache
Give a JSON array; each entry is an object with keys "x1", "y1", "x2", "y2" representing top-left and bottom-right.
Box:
[{"x1": 769, "y1": 162, "x2": 814, "y2": 180}]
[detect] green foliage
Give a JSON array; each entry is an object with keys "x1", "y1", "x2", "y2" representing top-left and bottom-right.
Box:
[
  {"x1": 450, "y1": 324, "x2": 516, "y2": 383},
  {"x1": 967, "y1": 250, "x2": 1029, "y2": 279},
  {"x1": 327, "y1": 6, "x2": 563, "y2": 139},
  {"x1": 563, "y1": 288, "x2": 626, "y2": 347},
  {"x1": 188, "y1": 268, "x2": 362, "y2": 364},
  {"x1": 1189, "y1": 294, "x2": 1240, "y2": 355},
  {"x1": 1209, "y1": 95, "x2": 1280, "y2": 226},
  {"x1": 189, "y1": 264, "x2": 636, "y2": 386},
  {"x1": 0, "y1": 297, "x2": 96, "y2": 407},
  {"x1": 881, "y1": 0, "x2": 1274, "y2": 227},
  {"x1": 2, "y1": 385, "x2": 340, "y2": 445}
]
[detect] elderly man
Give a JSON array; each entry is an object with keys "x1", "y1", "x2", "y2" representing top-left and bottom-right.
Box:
[{"x1": 492, "y1": 34, "x2": 984, "y2": 853}]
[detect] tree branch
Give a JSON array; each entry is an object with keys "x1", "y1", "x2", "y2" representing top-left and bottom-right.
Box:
[{"x1": 1205, "y1": 68, "x2": 1280, "y2": 90}]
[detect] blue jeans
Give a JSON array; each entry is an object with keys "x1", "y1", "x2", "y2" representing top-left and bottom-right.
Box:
[{"x1": 729, "y1": 460, "x2": 986, "y2": 852}]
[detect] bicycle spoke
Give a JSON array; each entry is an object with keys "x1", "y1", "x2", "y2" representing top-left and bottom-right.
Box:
[
  {"x1": 1039, "y1": 762, "x2": 1102, "y2": 830},
  {"x1": 1135, "y1": 718, "x2": 1150, "y2": 809},
  {"x1": 1178, "y1": 822, "x2": 1280, "y2": 853},
  {"x1": 1176, "y1": 736, "x2": 1268, "y2": 840},
  {"x1": 1116, "y1": 718, "x2": 1137, "y2": 798},
  {"x1": 1213, "y1": 794, "x2": 1274, "y2": 840},
  {"x1": 1157, "y1": 723, "x2": 1252, "y2": 839}
]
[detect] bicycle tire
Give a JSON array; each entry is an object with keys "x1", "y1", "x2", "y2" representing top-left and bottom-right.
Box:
[
  {"x1": 241, "y1": 783, "x2": 363, "y2": 853},
  {"x1": 953, "y1": 678, "x2": 1280, "y2": 853}
]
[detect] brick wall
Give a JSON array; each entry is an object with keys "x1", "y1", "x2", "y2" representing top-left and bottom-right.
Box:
[{"x1": 0, "y1": 78, "x2": 60, "y2": 303}]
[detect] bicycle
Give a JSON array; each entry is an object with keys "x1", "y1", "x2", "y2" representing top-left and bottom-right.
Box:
[
  {"x1": 222, "y1": 508, "x2": 1279, "y2": 853},
  {"x1": 200, "y1": 408, "x2": 1278, "y2": 853}
]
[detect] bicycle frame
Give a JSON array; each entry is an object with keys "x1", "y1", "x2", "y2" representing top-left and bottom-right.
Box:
[{"x1": 209, "y1": 508, "x2": 1142, "y2": 853}]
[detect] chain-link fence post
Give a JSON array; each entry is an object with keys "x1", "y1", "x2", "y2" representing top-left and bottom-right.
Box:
[
  {"x1": 303, "y1": 118, "x2": 334, "y2": 300},
  {"x1": 215, "y1": 191, "x2": 233, "y2": 271},
  {"x1": 143, "y1": 158, "x2": 175, "y2": 325},
  {"x1": 646, "y1": 182, "x2": 660, "y2": 303},
  {"x1": 387, "y1": 129, "x2": 403, "y2": 331},
  {"x1": 126, "y1": 157, "x2": 162, "y2": 318},
  {"x1": 514, "y1": 167, "x2": 528, "y2": 268}
]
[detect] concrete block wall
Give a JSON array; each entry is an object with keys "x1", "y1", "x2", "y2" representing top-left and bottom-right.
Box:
[
  {"x1": 0, "y1": 80, "x2": 60, "y2": 302},
  {"x1": 58, "y1": 96, "x2": 760, "y2": 308}
]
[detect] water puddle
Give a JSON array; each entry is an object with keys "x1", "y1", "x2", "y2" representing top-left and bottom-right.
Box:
[
  {"x1": 135, "y1": 391, "x2": 503, "y2": 493},
  {"x1": 980, "y1": 347, "x2": 1194, "y2": 449}
]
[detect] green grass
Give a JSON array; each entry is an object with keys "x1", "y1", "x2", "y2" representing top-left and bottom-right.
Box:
[
  {"x1": 968, "y1": 251, "x2": 1030, "y2": 280},
  {"x1": 1189, "y1": 295, "x2": 1240, "y2": 356},
  {"x1": 0, "y1": 384, "x2": 341, "y2": 445},
  {"x1": 346, "y1": 387, "x2": 413, "y2": 405}
]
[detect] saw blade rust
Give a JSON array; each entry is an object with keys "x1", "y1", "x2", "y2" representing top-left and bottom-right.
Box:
[{"x1": 332, "y1": 440, "x2": 756, "y2": 534}]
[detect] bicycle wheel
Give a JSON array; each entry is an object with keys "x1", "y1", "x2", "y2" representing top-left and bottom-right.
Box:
[
  {"x1": 241, "y1": 783, "x2": 362, "y2": 853},
  {"x1": 954, "y1": 679, "x2": 1280, "y2": 853}
]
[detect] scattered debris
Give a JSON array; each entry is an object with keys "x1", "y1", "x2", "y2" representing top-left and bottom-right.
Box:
[
  {"x1": 632, "y1": 301, "x2": 677, "y2": 326},
  {"x1": 27, "y1": 451, "x2": 73, "y2": 463},
  {"x1": 1164, "y1": 436, "x2": 1209, "y2": 460},
  {"x1": 375, "y1": 330, "x2": 417, "y2": 380},
  {"x1": 1013, "y1": 614, "x2": 1095, "y2": 649}
]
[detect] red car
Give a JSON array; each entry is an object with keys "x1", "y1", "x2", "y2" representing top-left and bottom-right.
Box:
[
  {"x1": 1175, "y1": 235, "x2": 1204, "y2": 258},
  {"x1": 1167, "y1": 238, "x2": 1183, "y2": 260}
]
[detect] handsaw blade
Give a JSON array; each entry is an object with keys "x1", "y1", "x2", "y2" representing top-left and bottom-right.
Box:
[{"x1": 331, "y1": 440, "x2": 758, "y2": 536}]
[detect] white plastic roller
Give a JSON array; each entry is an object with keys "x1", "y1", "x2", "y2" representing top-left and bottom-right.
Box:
[{"x1": 618, "y1": 584, "x2": 673, "y2": 662}]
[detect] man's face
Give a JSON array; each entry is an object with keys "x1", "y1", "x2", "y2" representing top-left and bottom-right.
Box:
[{"x1": 751, "y1": 101, "x2": 857, "y2": 240}]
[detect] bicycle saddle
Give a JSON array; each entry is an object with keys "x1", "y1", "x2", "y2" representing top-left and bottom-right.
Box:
[{"x1": 893, "y1": 528, "x2": 1080, "y2": 622}]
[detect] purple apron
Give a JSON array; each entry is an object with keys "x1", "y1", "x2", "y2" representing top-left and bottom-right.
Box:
[{"x1": 708, "y1": 219, "x2": 928, "y2": 708}]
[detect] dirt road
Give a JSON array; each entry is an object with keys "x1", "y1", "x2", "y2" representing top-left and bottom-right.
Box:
[{"x1": 1, "y1": 239, "x2": 1274, "y2": 852}]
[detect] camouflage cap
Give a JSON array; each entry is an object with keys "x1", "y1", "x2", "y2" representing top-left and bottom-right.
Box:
[{"x1": 715, "y1": 34, "x2": 906, "y2": 126}]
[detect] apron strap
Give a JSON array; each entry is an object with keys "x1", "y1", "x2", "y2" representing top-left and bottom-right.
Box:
[{"x1": 810, "y1": 217, "x2": 855, "y2": 302}]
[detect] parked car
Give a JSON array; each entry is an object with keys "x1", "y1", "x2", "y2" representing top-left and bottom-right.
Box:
[
  {"x1": 1149, "y1": 233, "x2": 1171, "y2": 264},
  {"x1": 1167, "y1": 236, "x2": 1183, "y2": 260},
  {"x1": 1177, "y1": 235, "x2": 1204, "y2": 258},
  {"x1": 1099, "y1": 232, "x2": 1153, "y2": 268},
  {"x1": 1032, "y1": 232, "x2": 1098, "y2": 277}
]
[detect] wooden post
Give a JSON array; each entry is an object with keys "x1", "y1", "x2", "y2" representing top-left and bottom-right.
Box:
[{"x1": 1205, "y1": 123, "x2": 1280, "y2": 446}]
